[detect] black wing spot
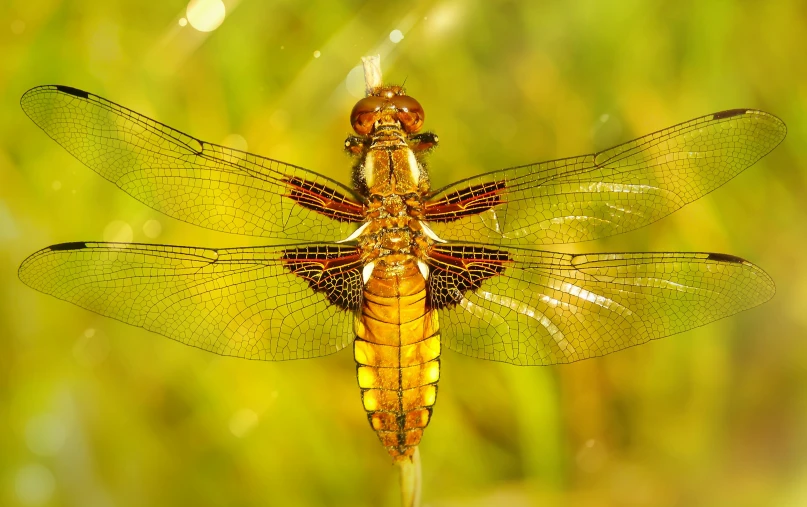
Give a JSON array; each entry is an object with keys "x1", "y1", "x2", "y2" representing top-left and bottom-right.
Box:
[
  {"x1": 49, "y1": 242, "x2": 88, "y2": 251},
  {"x1": 55, "y1": 85, "x2": 90, "y2": 99},
  {"x1": 712, "y1": 109, "x2": 748, "y2": 120},
  {"x1": 707, "y1": 252, "x2": 745, "y2": 264}
]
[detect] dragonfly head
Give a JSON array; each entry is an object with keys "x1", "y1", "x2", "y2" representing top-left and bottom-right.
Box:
[{"x1": 350, "y1": 85, "x2": 424, "y2": 136}]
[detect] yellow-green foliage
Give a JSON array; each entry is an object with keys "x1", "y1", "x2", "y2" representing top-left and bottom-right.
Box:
[{"x1": 0, "y1": 1, "x2": 804, "y2": 506}]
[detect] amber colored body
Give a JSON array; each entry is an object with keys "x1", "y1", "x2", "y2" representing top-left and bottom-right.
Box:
[
  {"x1": 349, "y1": 88, "x2": 440, "y2": 460},
  {"x1": 355, "y1": 260, "x2": 440, "y2": 460},
  {"x1": 17, "y1": 83, "x2": 785, "y2": 471}
]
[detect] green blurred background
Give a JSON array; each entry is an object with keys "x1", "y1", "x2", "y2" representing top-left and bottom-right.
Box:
[{"x1": 1, "y1": 0, "x2": 806, "y2": 505}]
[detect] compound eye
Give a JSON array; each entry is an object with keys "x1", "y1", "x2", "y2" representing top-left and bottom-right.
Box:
[
  {"x1": 350, "y1": 96, "x2": 385, "y2": 135},
  {"x1": 392, "y1": 95, "x2": 424, "y2": 133}
]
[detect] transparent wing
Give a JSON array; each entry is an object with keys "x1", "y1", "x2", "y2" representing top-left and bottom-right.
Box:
[
  {"x1": 431, "y1": 245, "x2": 775, "y2": 365},
  {"x1": 425, "y1": 109, "x2": 786, "y2": 245},
  {"x1": 21, "y1": 85, "x2": 365, "y2": 242},
  {"x1": 18, "y1": 242, "x2": 364, "y2": 361}
]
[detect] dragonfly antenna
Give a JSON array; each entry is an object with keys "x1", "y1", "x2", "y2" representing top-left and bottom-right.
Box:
[{"x1": 362, "y1": 54, "x2": 382, "y2": 95}]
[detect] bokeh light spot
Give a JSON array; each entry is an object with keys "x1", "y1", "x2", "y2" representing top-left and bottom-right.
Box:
[
  {"x1": 591, "y1": 113, "x2": 623, "y2": 151},
  {"x1": 426, "y1": 2, "x2": 463, "y2": 35},
  {"x1": 15, "y1": 464, "x2": 55, "y2": 505},
  {"x1": 346, "y1": 65, "x2": 366, "y2": 99},
  {"x1": 313, "y1": 50, "x2": 321, "y2": 58},
  {"x1": 103, "y1": 220, "x2": 133, "y2": 243},
  {"x1": 222, "y1": 133, "x2": 248, "y2": 152},
  {"x1": 178, "y1": 18, "x2": 188, "y2": 27},
  {"x1": 25, "y1": 415, "x2": 67, "y2": 457},
  {"x1": 186, "y1": 0, "x2": 226, "y2": 32},
  {"x1": 389, "y1": 29, "x2": 404, "y2": 43},
  {"x1": 74, "y1": 328, "x2": 110, "y2": 367},
  {"x1": 0, "y1": 200, "x2": 19, "y2": 240},
  {"x1": 51, "y1": 181, "x2": 62, "y2": 191},
  {"x1": 576, "y1": 438, "x2": 607, "y2": 473},
  {"x1": 142, "y1": 219, "x2": 162, "y2": 239},
  {"x1": 229, "y1": 409, "x2": 259, "y2": 438}
]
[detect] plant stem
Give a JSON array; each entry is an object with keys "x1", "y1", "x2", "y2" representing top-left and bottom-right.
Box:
[
  {"x1": 397, "y1": 446, "x2": 422, "y2": 507},
  {"x1": 362, "y1": 54, "x2": 382, "y2": 94}
]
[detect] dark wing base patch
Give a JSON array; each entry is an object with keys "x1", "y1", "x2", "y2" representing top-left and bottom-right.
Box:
[
  {"x1": 426, "y1": 244, "x2": 510, "y2": 309},
  {"x1": 282, "y1": 245, "x2": 364, "y2": 311},
  {"x1": 284, "y1": 176, "x2": 365, "y2": 222},
  {"x1": 424, "y1": 180, "x2": 506, "y2": 222}
]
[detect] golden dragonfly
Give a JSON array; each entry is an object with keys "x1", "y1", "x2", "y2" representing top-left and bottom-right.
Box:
[{"x1": 19, "y1": 82, "x2": 785, "y2": 462}]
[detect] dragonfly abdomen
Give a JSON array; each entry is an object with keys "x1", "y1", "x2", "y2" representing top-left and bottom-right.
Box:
[{"x1": 354, "y1": 260, "x2": 440, "y2": 461}]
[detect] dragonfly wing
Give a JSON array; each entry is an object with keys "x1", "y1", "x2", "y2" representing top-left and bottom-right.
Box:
[
  {"x1": 425, "y1": 109, "x2": 786, "y2": 245},
  {"x1": 427, "y1": 244, "x2": 774, "y2": 365},
  {"x1": 18, "y1": 242, "x2": 364, "y2": 360},
  {"x1": 21, "y1": 85, "x2": 364, "y2": 242}
]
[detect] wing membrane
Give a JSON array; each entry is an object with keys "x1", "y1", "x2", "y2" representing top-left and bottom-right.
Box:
[
  {"x1": 426, "y1": 109, "x2": 786, "y2": 245},
  {"x1": 18, "y1": 241, "x2": 363, "y2": 360},
  {"x1": 433, "y1": 245, "x2": 775, "y2": 365},
  {"x1": 20, "y1": 85, "x2": 364, "y2": 241}
]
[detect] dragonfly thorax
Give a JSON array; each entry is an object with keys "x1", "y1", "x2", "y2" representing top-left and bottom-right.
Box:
[{"x1": 352, "y1": 141, "x2": 428, "y2": 198}]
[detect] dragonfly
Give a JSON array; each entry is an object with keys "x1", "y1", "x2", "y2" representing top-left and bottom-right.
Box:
[{"x1": 19, "y1": 83, "x2": 785, "y2": 462}]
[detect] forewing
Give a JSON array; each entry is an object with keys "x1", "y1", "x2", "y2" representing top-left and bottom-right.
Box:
[
  {"x1": 429, "y1": 244, "x2": 774, "y2": 365},
  {"x1": 18, "y1": 242, "x2": 364, "y2": 361},
  {"x1": 425, "y1": 109, "x2": 786, "y2": 245},
  {"x1": 20, "y1": 85, "x2": 364, "y2": 241}
]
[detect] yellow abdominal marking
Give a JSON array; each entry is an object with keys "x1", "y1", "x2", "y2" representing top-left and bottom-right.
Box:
[{"x1": 354, "y1": 260, "x2": 441, "y2": 461}]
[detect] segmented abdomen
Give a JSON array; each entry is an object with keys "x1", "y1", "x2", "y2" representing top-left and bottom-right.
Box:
[{"x1": 353, "y1": 261, "x2": 440, "y2": 461}]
